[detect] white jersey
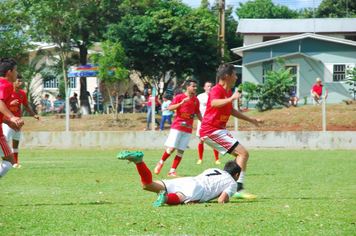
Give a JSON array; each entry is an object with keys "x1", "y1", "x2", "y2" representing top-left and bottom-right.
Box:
[
  {"x1": 196, "y1": 92, "x2": 209, "y2": 137},
  {"x1": 162, "y1": 168, "x2": 236, "y2": 203}
]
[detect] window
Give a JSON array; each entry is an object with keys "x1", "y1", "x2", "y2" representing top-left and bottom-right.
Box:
[
  {"x1": 345, "y1": 35, "x2": 356, "y2": 42},
  {"x1": 333, "y1": 65, "x2": 346, "y2": 81},
  {"x1": 43, "y1": 77, "x2": 58, "y2": 88},
  {"x1": 69, "y1": 77, "x2": 77, "y2": 88},
  {"x1": 270, "y1": 63, "x2": 274, "y2": 71},
  {"x1": 262, "y1": 68, "x2": 266, "y2": 84},
  {"x1": 263, "y1": 36, "x2": 280, "y2": 42}
]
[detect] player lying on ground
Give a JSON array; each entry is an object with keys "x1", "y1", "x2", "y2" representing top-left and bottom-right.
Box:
[{"x1": 117, "y1": 151, "x2": 241, "y2": 207}]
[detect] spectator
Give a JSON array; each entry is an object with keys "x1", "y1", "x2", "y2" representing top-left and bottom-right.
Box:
[
  {"x1": 173, "y1": 81, "x2": 183, "y2": 96},
  {"x1": 69, "y1": 93, "x2": 80, "y2": 114},
  {"x1": 143, "y1": 83, "x2": 151, "y2": 97},
  {"x1": 285, "y1": 89, "x2": 299, "y2": 107},
  {"x1": 42, "y1": 94, "x2": 52, "y2": 115},
  {"x1": 143, "y1": 88, "x2": 161, "y2": 130},
  {"x1": 133, "y1": 90, "x2": 145, "y2": 113},
  {"x1": 124, "y1": 91, "x2": 132, "y2": 113},
  {"x1": 118, "y1": 95, "x2": 124, "y2": 113},
  {"x1": 159, "y1": 95, "x2": 174, "y2": 131},
  {"x1": 93, "y1": 85, "x2": 104, "y2": 114},
  {"x1": 132, "y1": 84, "x2": 139, "y2": 97},
  {"x1": 51, "y1": 94, "x2": 65, "y2": 115},
  {"x1": 166, "y1": 80, "x2": 174, "y2": 97},
  {"x1": 312, "y1": 78, "x2": 328, "y2": 105}
]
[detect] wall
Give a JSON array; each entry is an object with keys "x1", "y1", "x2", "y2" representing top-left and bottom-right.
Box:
[{"x1": 20, "y1": 131, "x2": 356, "y2": 150}]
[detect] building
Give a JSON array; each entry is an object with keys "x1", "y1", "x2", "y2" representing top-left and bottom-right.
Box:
[{"x1": 232, "y1": 18, "x2": 356, "y2": 105}]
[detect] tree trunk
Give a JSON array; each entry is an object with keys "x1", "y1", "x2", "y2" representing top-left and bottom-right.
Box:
[{"x1": 79, "y1": 43, "x2": 90, "y2": 115}]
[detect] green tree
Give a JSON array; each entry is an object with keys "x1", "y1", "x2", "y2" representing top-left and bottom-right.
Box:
[
  {"x1": 92, "y1": 41, "x2": 129, "y2": 120},
  {"x1": 224, "y1": 6, "x2": 243, "y2": 63},
  {"x1": 346, "y1": 66, "x2": 356, "y2": 100},
  {"x1": 0, "y1": 0, "x2": 31, "y2": 61},
  {"x1": 235, "y1": 0, "x2": 299, "y2": 19},
  {"x1": 106, "y1": 0, "x2": 220, "y2": 97},
  {"x1": 238, "y1": 81, "x2": 259, "y2": 109},
  {"x1": 301, "y1": 0, "x2": 356, "y2": 18}
]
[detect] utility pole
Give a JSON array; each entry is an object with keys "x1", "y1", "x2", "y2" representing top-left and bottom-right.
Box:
[{"x1": 218, "y1": 0, "x2": 225, "y2": 60}]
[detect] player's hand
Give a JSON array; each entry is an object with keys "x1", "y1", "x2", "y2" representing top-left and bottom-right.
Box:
[
  {"x1": 10, "y1": 116, "x2": 24, "y2": 128},
  {"x1": 34, "y1": 115, "x2": 40, "y2": 121},
  {"x1": 250, "y1": 118, "x2": 264, "y2": 127},
  {"x1": 8, "y1": 121, "x2": 21, "y2": 132},
  {"x1": 231, "y1": 90, "x2": 242, "y2": 102},
  {"x1": 181, "y1": 98, "x2": 189, "y2": 104},
  {"x1": 10, "y1": 99, "x2": 19, "y2": 106}
]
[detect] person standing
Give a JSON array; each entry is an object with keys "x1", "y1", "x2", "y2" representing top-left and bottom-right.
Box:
[
  {"x1": 200, "y1": 64, "x2": 264, "y2": 199},
  {"x1": 159, "y1": 95, "x2": 174, "y2": 131},
  {"x1": 143, "y1": 88, "x2": 161, "y2": 131},
  {"x1": 196, "y1": 81, "x2": 220, "y2": 165},
  {"x1": 3, "y1": 75, "x2": 40, "y2": 168},
  {"x1": 93, "y1": 85, "x2": 104, "y2": 114},
  {"x1": 0, "y1": 58, "x2": 24, "y2": 180},
  {"x1": 154, "y1": 78, "x2": 202, "y2": 177}
]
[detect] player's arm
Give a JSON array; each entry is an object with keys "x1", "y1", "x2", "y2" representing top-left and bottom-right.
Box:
[
  {"x1": 24, "y1": 104, "x2": 40, "y2": 121},
  {"x1": 0, "y1": 100, "x2": 24, "y2": 127},
  {"x1": 231, "y1": 108, "x2": 264, "y2": 126},
  {"x1": 211, "y1": 90, "x2": 241, "y2": 108},
  {"x1": 3, "y1": 118, "x2": 21, "y2": 132},
  {"x1": 196, "y1": 112, "x2": 203, "y2": 122},
  {"x1": 168, "y1": 98, "x2": 189, "y2": 111},
  {"x1": 217, "y1": 191, "x2": 230, "y2": 203}
]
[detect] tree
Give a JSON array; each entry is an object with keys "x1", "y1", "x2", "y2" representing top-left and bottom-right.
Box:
[
  {"x1": 0, "y1": 0, "x2": 31, "y2": 61},
  {"x1": 346, "y1": 66, "x2": 356, "y2": 100},
  {"x1": 224, "y1": 6, "x2": 243, "y2": 63},
  {"x1": 91, "y1": 40, "x2": 129, "y2": 120},
  {"x1": 235, "y1": 0, "x2": 299, "y2": 19},
  {"x1": 106, "y1": 0, "x2": 221, "y2": 97},
  {"x1": 300, "y1": 0, "x2": 356, "y2": 18}
]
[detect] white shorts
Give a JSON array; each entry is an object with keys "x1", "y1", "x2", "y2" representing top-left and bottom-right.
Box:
[
  {"x1": 201, "y1": 129, "x2": 239, "y2": 155},
  {"x1": 164, "y1": 129, "x2": 191, "y2": 151},
  {"x1": 196, "y1": 120, "x2": 201, "y2": 137},
  {"x1": 2, "y1": 123, "x2": 21, "y2": 142},
  {"x1": 0, "y1": 135, "x2": 12, "y2": 157},
  {"x1": 161, "y1": 177, "x2": 203, "y2": 204}
]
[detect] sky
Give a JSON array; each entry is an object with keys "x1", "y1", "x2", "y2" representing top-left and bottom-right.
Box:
[{"x1": 182, "y1": 0, "x2": 323, "y2": 11}]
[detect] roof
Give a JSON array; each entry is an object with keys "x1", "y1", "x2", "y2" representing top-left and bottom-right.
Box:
[
  {"x1": 237, "y1": 18, "x2": 356, "y2": 34},
  {"x1": 231, "y1": 33, "x2": 356, "y2": 57}
]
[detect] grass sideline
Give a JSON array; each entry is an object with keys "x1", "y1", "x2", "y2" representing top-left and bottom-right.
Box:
[{"x1": 1, "y1": 149, "x2": 355, "y2": 235}]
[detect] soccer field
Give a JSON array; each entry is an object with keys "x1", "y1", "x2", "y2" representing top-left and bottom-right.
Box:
[{"x1": 1, "y1": 149, "x2": 355, "y2": 235}]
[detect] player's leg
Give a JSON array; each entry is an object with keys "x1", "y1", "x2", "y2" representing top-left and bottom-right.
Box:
[
  {"x1": 12, "y1": 139, "x2": 20, "y2": 167},
  {"x1": 168, "y1": 149, "x2": 184, "y2": 177},
  {"x1": 197, "y1": 138, "x2": 204, "y2": 164},
  {"x1": 0, "y1": 135, "x2": 15, "y2": 180},
  {"x1": 166, "y1": 131, "x2": 190, "y2": 177},
  {"x1": 213, "y1": 149, "x2": 221, "y2": 164},
  {"x1": 154, "y1": 146, "x2": 175, "y2": 175}
]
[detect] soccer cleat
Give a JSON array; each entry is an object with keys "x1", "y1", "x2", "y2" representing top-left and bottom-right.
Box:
[
  {"x1": 167, "y1": 172, "x2": 181, "y2": 178},
  {"x1": 153, "y1": 190, "x2": 167, "y2": 207},
  {"x1": 215, "y1": 160, "x2": 221, "y2": 165},
  {"x1": 13, "y1": 164, "x2": 19, "y2": 168},
  {"x1": 196, "y1": 159, "x2": 203, "y2": 165},
  {"x1": 233, "y1": 190, "x2": 257, "y2": 199},
  {"x1": 117, "y1": 151, "x2": 143, "y2": 163},
  {"x1": 154, "y1": 162, "x2": 163, "y2": 175}
]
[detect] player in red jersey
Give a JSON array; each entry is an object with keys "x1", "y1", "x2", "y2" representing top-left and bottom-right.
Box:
[
  {"x1": 0, "y1": 58, "x2": 25, "y2": 180},
  {"x1": 200, "y1": 64, "x2": 264, "y2": 199},
  {"x1": 3, "y1": 75, "x2": 40, "y2": 168},
  {"x1": 154, "y1": 78, "x2": 202, "y2": 177}
]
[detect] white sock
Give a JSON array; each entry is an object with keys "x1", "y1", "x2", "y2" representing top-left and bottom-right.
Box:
[
  {"x1": 159, "y1": 160, "x2": 164, "y2": 164},
  {"x1": 237, "y1": 171, "x2": 246, "y2": 184},
  {"x1": 169, "y1": 168, "x2": 176, "y2": 173},
  {"x1": 0, "y1": 160, "x2": 13, "y2": 180},
  {"x1": 12, "y1": 148, "x2": 18, "y2": 153},
  {"x1": 166, "y1": 148, "x2": 171, "y2": 155}
]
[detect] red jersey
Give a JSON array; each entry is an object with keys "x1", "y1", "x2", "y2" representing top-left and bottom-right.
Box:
[
  {"x1": 147, "y1": 95, "x2": 159, "y2": 107},
  {"x1": 312, "y1": 84, "x2": 324, "y2": 96},
  {"x1": 7, "y1": 89, "x2": 28, "y2": 118},
  {"x1": 200, "y1": 84, "x2": 233, "y2": 137},
  {"x1": 0, "y1": 78, "x2": 15, "y2": 133},
  {"x1": 170, "y1": 93, "x2": 200, "y2": 134}
]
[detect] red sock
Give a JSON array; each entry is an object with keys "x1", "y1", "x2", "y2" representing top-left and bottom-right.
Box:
[
  {"x1": 171, "y1": 154, "x2": 182, "y2": 170},
  {"x1": 161, "y1": 150, "x2": 172, "y2": 162},
  {"x1": 198, "y1": 143, "x2": 204, "y2": 160},
  {"x1": 135, "y1": 162, "x2": 152, "y2": 184},
  {"x1": 213, "y1": 149, "x2": 219, "y2": 161},
  {"x1": 13, "y1": 152, "x2": 18, "y2": 164},
  {"x1": 166, "y1": 193, "x2": 181, "y2": 205}
]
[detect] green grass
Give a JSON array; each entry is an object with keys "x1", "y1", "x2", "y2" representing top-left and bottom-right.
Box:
[{"x1": 1, "y1": 149, "x2": 356, "y2": 235}]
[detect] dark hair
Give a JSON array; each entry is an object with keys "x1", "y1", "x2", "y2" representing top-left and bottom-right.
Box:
[
  {"x1": 184, "y1": 77, "x2": 197, "y2": 88},
  {"x1": 45, "y1": 94, "x2": 49, "y2": 97},
  {"x1": 205, "y1": 81, "x2": 214, "y2": 86},
  {"x1": 163, "y1": 94, "x2": 171, "y2": 100},
  {"x1": 224, "y1": 160, "x2": 241, "y2": 177},
  {"x1": 0, "y1": 58, "x2": 17, "y2": 77},
  {"x1": 74, "y1": 93, "x2": 78, "y2": 97},
  {"x1": 17, "y1": 74, "x2": 23, "y2": 79},
  {"x1": 217, "y1": 64, "x2": 235, "y2": 81}
]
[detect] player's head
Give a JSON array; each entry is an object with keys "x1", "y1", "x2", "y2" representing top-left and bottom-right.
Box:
[
  {"x1": 0, "y1": 58, "x2": 18, "y2": 82},
  {"x1": 163, "y1": 94, "x2": 170, "y2": 100},
  {"x1": 45, "y1": 94, "x2": 49, "y2": 99},
  {"x1": 216, "y1": 64, "x2": 237, "y2": 88},
  {"x1": 184, "y1": 77, "x2": 197, "y2": 95},
  {"x1": 203, "y1": 81, "x2": 213, "y2": 93},
  {"x1": 14, "y1": 74, "x2": 23, "y2": 89},
  {"x1": 224, "y1": 161, "x2": 241, "y2": 180}
]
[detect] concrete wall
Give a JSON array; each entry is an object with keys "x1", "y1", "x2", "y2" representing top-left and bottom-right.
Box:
[{"x1": 20, "y1": 131, "x2": 356, "y2": 150}]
